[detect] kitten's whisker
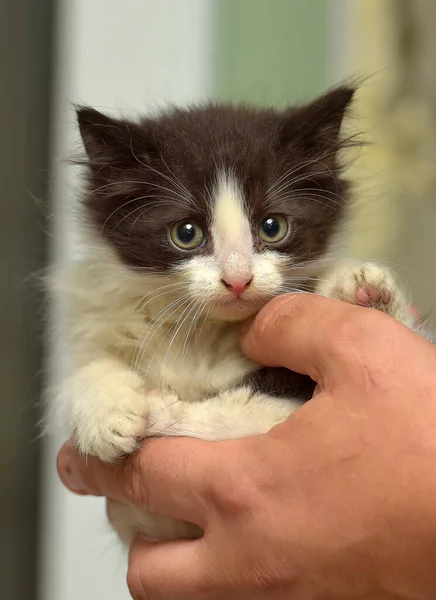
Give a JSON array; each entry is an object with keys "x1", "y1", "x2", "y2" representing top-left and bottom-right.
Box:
[
  {"x1": 269, "y1": 186, "x2": 345, "y2": 206},
  {"x1": 127, "y1": 199, "x2": 185, "y2": 233},
  {"x1": 267, "y1": 192, "x2": 343, "y2": 210},
  {"x1": 155, "y1": 298, "x2": 199, "y2": 386},
  {"x1": 152, "y1": 418, "x2": 185, "y2": 436},
  {"x1": 283, "y1": 276, "x2": 327, "y2": 282},
  {"x1": 159, "y1": 153, "x2": 198, "y2": 209},
  {"x1": 283, "y1": 257, "x2": 342, "y2": 270},
  {"x1": 165, "y1": 298, "x2": 198, "y2": 365},
  {"x1": 144, "y1": 183, "x2": 194, "y2": 210},
  {"x1": 181, "y1": 298, "x2": 208, "y2": 360},
  {"x1": 129, "y1": 142, "x2": 195, "y2": 209},
  {"x1": 265, "y1": 168, "x2": 344, "y2": 206},
  {"x1": 266, "y1": 159, "x2": 324, "y2": 196},
  {"x1": 150, "y1": 397, "x2": 182, "y2": 418},
  {"x1": 195, "y1": 303, "x2": 211, "y2": 343},
  {"x1": 294, "y1": 256, "x2": 413, "y2": 275},
  {"x1": 267, "y1": 164, "x2": 343, "y2": 197},
  {"x1": 128, "y1": 279, "x2": 184, "y2": 339},
  {"x1": 137, "y1": 290, "x2": 198, "y2": 373},
  {"x1": 102, "y1": 195, "x2": 151, "y2": 230},
  {"x1": 131, "y1": 293, "x2": 191, "y2": 373},
  {"x1": 101, "y1": 194, "x2": 188, "y2": 232},
  {"x1": 180, "y1": 302, "x2": 202, "y2": 359},
  {"x1": 266, "y1": 149, "x2": 342, "y2": 196},
  {"x1": 132, "y1": 293, "x2": 189, "y2": 364},
  {"x1": 135, "y1": 283, "x2": 187, "y2": 314},
  {"x1": 268, "y1": 152, "x2": 339, "y2": 193},
  {"x1": 280, "y1": 281, "x2": 316, "y2": 291},
  {"x1": 295, "y1": 186, "x2": 345, "y2": 201},
  {"x1": 108, "y1": 202, "x2": 160, "y2": 233},
  {"x1": 81, "y1": 180, "x2": 152, "y2": 202},
  {"x1": 175, "y1": 304, "x2": 201, "y2": 365},
  {"x1": 134, "y1": 297, "x2": 191, "y2": 375},
  {"x1": 111, "y1": 198, "x2": 192, "y2": 235},
  {"x1": 279, "y1": 285, "x2": 310, "y2": 294}
]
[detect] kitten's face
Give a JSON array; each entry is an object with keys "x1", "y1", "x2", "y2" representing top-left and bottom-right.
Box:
[
  {"x1": 77, "y1": 86, "x2": 355, "y2": 322},
  {"x1": 167, "y1": 171, "x2": 294, "y2": 321}
]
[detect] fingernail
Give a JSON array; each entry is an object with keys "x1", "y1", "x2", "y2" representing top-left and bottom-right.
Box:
[{"x1": 57, "y1": 443, "x2": 89, "y2": 495}]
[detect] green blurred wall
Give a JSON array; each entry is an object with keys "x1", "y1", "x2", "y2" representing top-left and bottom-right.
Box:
[{"x1": 213, "y1": 0, "x2": 328, "y2": 107}]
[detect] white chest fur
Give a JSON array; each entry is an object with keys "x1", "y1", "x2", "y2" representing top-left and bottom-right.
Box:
[{"x1": 61, "y1": 258, "x2": 257, "y2": 402}]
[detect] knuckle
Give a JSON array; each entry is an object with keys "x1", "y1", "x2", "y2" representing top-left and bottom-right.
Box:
[
  {"x1": 253, "y1": 568, "x2": 295, "y2": 593},
  {"x1": 331, "y1": 308, "x2": 401, "y2": 383},
  {"x1": 333, "y1": 311, "x2": 365, "y2": 346},
  {"x1": 356, "y1": 306, "x2": 397, "y2": 339},
  {"x1": 123, "y1": 451, "x2": 150, "y2": 507},
  {"x1": 204, "y1": 467, "x2": 258, "y2": 519},
  {"x1": 332, "y1": 305, "x2": 384, "y2": 347},
  {"x1": 203, "y1": 478, "x2": 245, "y2": 517},
  {"x1": 203, "y1": 443, "x2": 268, "y2": 519},
  {"x1": 240, "y1": 553, "x2": 298, "y2": 594}
]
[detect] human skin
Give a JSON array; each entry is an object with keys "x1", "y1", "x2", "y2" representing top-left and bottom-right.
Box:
[{"x1": 58, "y1": 294, "x2": 436, "y2": 599}]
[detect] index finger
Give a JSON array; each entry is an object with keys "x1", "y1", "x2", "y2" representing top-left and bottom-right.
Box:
[
  {"x1": 239, "y1": 293, "x2": 407, "y2": 389},
  {"x1": 57, "y1": 436, "x2": 222, "y2": 526}
]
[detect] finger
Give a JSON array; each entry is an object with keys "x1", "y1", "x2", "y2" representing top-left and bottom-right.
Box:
[
  {"x1": 57, "y1": 441, "x2": 93, "y2": 496},
  {"x1": 127, "y1": 537, "x2": 214, "y2": 600},
  {"x1": 239, "y1": 293, "x2": 406, "y2": 388},
  {"x1": 57, "y1": 436, "x2": 221, "y2": 525}
]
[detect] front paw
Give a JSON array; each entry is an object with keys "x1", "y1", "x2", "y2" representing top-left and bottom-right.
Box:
[
  {"x1": 73, "y1": 390, "x2": 149, "y2": 463},
  {"x1": 322, "y1": 263, "x2": 412, "y2": 326}
]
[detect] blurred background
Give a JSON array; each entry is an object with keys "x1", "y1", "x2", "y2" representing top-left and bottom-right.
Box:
[{"x1": 2, "y1": 0, "x2": 436, "y2": 598}]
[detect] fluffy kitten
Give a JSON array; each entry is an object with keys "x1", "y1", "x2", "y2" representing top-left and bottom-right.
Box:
[{"x1": 52, "y1": 84, "x2": 423, "y2": 544}]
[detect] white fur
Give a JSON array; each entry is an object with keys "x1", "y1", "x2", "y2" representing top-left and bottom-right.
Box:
[
  {"x1": 50, "y1": 172, "x2": 419, "y2": 544},
  {"x1": 212, "y1": 171, "x2": 252, "y2": 285}
]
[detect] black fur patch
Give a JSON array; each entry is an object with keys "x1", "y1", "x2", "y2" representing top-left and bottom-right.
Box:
[{"x1": 77, "y1": 85, "x2": 356, "y2": 273}]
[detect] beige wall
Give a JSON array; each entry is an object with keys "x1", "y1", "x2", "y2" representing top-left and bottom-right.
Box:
[{"x1": 346, "y1": 0, "x2": 436, "y2": 321}]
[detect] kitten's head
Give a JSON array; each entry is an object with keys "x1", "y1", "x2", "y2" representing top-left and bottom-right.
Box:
[{"x1": 77, "y1": 85, "x2": 356, "y2": 322}]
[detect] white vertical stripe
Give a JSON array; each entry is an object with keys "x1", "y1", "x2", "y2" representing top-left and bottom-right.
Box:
[{"x1": 212, "y1": 171, "x2": 253, "y2": 281}]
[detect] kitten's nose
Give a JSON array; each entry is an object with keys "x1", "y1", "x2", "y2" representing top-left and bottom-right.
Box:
[{"x1": 221, "y1": 276, "x2": 252, "y2": 297}]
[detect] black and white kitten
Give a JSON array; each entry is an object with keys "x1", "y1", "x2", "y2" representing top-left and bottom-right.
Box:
[{"x1": 52, "y1": 84, "x2": 421, "y2": 543}]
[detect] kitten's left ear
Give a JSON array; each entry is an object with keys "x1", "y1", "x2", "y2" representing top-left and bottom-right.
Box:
[
  {"x1": 278, "y1": 84, "x2": 357, "y2": 158},
  {"x1": 76, "y1": 106, "x2": 154, "y2": 170}
]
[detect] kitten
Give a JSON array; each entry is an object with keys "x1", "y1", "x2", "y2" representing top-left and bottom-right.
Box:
[{"x1": 51, "y1": 84, "x2": 424, "y2": 544}]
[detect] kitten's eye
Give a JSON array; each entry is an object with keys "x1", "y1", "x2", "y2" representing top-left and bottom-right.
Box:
[
  {"x1": 170, "y1": 221, "x2": 205, "y2": 250},
  {"x1": 259, "y1": 215, "x2": 288, "y2": 243}
]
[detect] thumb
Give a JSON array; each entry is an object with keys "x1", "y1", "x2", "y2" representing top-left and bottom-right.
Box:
[{"x1": 239, "y1": 293, "x2": 398, "y2": 388}]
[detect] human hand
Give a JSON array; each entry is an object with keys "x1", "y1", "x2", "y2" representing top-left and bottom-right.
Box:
[{"x1": 58, "y1": 294, "x2": 436, "y2": 599}]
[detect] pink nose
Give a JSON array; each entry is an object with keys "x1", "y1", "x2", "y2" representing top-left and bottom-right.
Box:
[{"x1": 221, "y1": 277, "x2": 252, "y2": 297}]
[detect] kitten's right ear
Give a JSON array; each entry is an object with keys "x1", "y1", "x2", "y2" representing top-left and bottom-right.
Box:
[{"x1": 76, "y1": 106, "x2": 153, "y2": 168}]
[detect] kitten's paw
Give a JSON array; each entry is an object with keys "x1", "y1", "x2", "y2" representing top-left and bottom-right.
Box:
[
  {"x1": 73, "y1": 388, "x2": 181, "y2": 463},
  {"x1": 73, "y1": 390, "x2": 149, "y2": 463},
  {"x1": 322, "y1": 263, "x2": 412, "y2": 326}
]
